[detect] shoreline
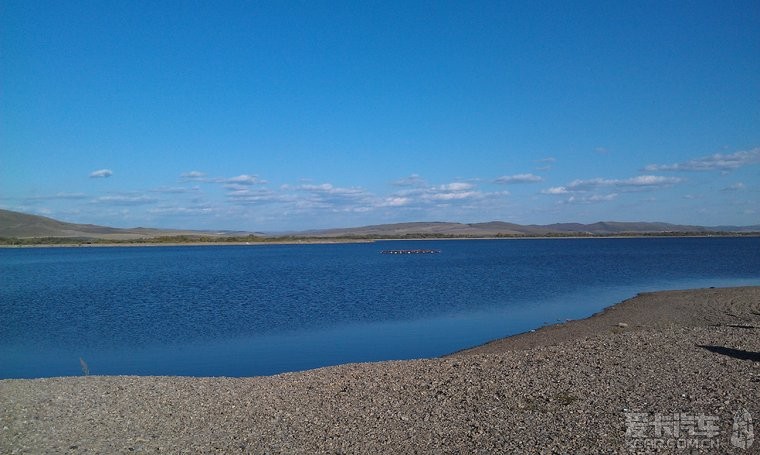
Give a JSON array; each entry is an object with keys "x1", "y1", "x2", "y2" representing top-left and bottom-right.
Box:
[
  {"x1": 453, "y1": 285, "x2": 759, "y2": 355},
  {"x1": 2, "y1": 286, "x2": 759, "y2": 452},
  {"x1": 2, "y1": 232, "x2": 759, "y2": 248}
]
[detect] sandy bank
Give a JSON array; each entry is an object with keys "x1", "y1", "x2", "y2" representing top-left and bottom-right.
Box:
[{"x1": 2, "y1": 287, "x2": 758, "y2": 453}]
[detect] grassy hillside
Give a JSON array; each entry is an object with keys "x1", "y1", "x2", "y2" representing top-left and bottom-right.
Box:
[
  {"x1": 1, "y1": 209, "x2": 757, "y2": 243},
  {"x1": 298, "y1": 220, "x2": 759, "y2": 238},
  {"x1": 0, "y1": 209, "x2": 247, "y2": 241}
]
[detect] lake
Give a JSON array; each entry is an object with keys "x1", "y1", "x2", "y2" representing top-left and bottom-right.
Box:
[{"x1": 1, "y1": 237, "x2": 758, "y2": 379}]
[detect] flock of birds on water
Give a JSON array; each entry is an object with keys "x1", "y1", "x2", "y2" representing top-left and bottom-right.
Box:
[{"x1": 380, "y1": 249, "x2": 442, "y2": 254}]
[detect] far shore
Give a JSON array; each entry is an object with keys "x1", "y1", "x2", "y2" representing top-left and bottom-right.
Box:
[
  {"x1": 2, "y1": 286, "x2": 758, "y2": 453},
  {"x1": 0, "y1": 238, "x2": 376, "y2": 248},
  {"x1": 2, "y1": 231, "x2": 758, "y2": 248}
]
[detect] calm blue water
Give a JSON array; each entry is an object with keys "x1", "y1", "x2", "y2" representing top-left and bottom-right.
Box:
[{"x1": 1, "y1": 237, "x2": 758, "y2": 379}]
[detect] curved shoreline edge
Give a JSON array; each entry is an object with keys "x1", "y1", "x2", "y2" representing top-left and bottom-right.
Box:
[
  {"x1": 2, "y1": 286, "x2": 759, "y2": 453},
  {"x1": 452, "y1": 285, "x2": 760, "y2": 356}
]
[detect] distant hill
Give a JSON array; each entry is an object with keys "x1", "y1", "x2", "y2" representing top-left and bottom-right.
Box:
[
  {"x1": 298, "y1": 220, "x2": 760, "y2": 237},
  {"x1": 1, "y1": 209, "x2": 758, "y2": 241},
  {"x1": 0, "y1": 209, "x2": 250, "y2": 240}
]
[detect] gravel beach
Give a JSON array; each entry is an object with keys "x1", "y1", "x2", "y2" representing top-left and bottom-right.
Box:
[{"x1": 2, "y1": 286, "x2": 758, "y2": 454}]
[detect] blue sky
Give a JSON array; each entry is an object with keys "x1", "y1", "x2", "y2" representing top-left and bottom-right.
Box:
[{"x1": 2, "y1": 1, "x2": 759, "y2": 231}]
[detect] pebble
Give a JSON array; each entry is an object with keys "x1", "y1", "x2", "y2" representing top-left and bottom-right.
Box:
[{"x1": 1, "y1": 286, "x2": 758, "y2": 453}]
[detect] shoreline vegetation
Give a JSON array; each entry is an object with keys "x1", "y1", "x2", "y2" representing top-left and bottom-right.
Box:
[
  {"x1": 2, "y1": 230, "x2": 760, "y2": 247},
  {"x1": 2, "y1": 209, "x2": 759, "y2": 247},
  {"x1": 1, "y1": 286, "x2": 758, "y2": 452}
]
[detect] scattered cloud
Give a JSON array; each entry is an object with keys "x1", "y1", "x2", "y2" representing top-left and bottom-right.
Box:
[
  {"x1": 25, "y1": 192, "x2": 88, "y2": 201},
  {"x1": 392, "y1": 174, "x2": 427, "y2": 187},
  {"x1": 92, "y1": 194, "x2": 158, "y2": 206},
  {"x1": 390, "y1": 181, "x2": 506, "y2": 206},
  {"x1": 541, "y1": 187, "x2": 569, "y2": 195},
  {"x1": 227, "y1": 188, "x2": 287, "y2": 204},
  {"x1": 589, "y1": 193, "x2": 618, "y2": 201},
  {"x1": 181, "y1": 171, "x2": 266, "y2": 186},
  {"x1": 25, "y1": 148, "x2": 756, "y2": 230},
  {"x1": 560, "y1": 193, "x2": 619, "y2": 204},
  {"x1": 546, "y1": 175, "x2": 682, "y2": 194},
  {"x1": 438, "y1": 182, "x2": 474, "y2": 191},
  {"x1": 297, "y1": 183, "x2": 366, "y2": 198},
  {"x1": 151, "y1": 186, "x2": 200, "y2": 194},
  {"x1": 425, "y1": 191, "x2": 480, "y2": 201},
  {"x1": 541, "y1": 174, "x2": 681, "y2": 206},
  {"x1": 181, "y1": 171, "x2": 207, "y2": 181},
  {"x1": 419, "y1": 182, "x2": 480, "y2": 201},
  {"x1": 721, "y1": 182, "x2": 746, "y2": 192},
  {"x1": 222, "y1": 174, "x2": 266, "y2": 185},
  {"x1": 581, "y1": 175, "x2": 682, "y2": 189},
  {"x1": 535, "y1": 157, "x2": 556, "y2": 171},
  {"x1": 89, "y1": 169, "x2": 113, "y2": 178},
  {"x1": 378, "y1": 196, "x2": 411, "y2": 207},
  {"x1": 147, "y1": 206, "x2": 217, "y2": 216},
  {"x1": 495, "y1": 173, "x2": 543, "y2": 184},
  {"x1": 277, "y1": 183, "x2": 375, "y2": 212},
  {"x1": 643, "y1": 147, "x2": 760, "y2": 172}
]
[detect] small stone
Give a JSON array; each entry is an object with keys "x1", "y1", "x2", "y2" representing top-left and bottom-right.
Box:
[{"x1": 617, "y1": 322, "x2": 628, "y2": 328}]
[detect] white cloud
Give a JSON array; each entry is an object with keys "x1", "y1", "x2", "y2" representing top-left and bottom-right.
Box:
[
  {"x1": 643, "y1": 147, "x2": 760, "y2": 172},
  {"x1": 25, "y1": 192, "x2": 88, "y2": 201},
  {"x1": 559, "y1": 193, "x2": 618, "y2": 205},
  {"x1": 180, "y1": 172, "x2": 266, "y2": 186},
  {"x1": 541, "y1": 187, "x2": 569, "y2": 195},
  {"x1": 382, "y1": 180, "x2": 508, "y2": 209},
  {"x1": 542, "y1": 175, "x2": 680, "y2": 205},
  {"x1": 721, "y1": 182, "x2": 746, "y2": 192},
  {"x1": 563, "y1": 175, "x2": 682, "y2": 191},
  {"x1": 495, "y1": 173, "x2": 543, "y2": 184},
  {"x1": 392, "y1": 174, "x2": 427, "y2": 187},
  {"x1": 588, "y1": 193, "x2": 618, "y2": 202},
  {"x1": 89, "y1": 169, "x2": 113, "y2": 178},
  {"x1": 535, "y1": 157, "x2": 556, "y2": 171},
  {"x1": 299, "y1": 183, "x2": 336, "y2": 192},
  {"x1": 92, "y1": 195, "x2": 158, "y2": 206},
  {"x1": 624, "y1": 175, "x2": 680, "y2": 186},
  {"x1": 87, "y1": 191, "x2": 159, "y2": 208},
  {"x1": 151, "y1": 186, "x2": 199, "y2": 194},
  {"x1": 379, "y1": 197, "x2": 411, "y2": 207},
  {"x1": 223, "y1": 174, "x2": 265, "y2": 185},
  {"x1": 426, "y1": 190, "x2": 480, "y2": 201},
  {"x1": 297, "y1": 183, "x2": 365, "y2": 196},
  {"x1": 276, "y1": 183, "x2": 374, "y2": 214},
  {"x1": 227, "y1": 188, "x2": 285, "y2": 204},
  {"x1": 147, "y1": 206, "x2": 216, "y2": 216},
  {"x1": 438, "y1": 182, "x2": 474, "y2": 191},
  {"x1": 404, "y1": 182, "x2": 481, "y2": 202},
  {"x1": 181, "y1": 171, "x2": 207, "y2": 181}
]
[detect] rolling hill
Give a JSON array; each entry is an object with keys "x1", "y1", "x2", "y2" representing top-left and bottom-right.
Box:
[
  {"x1": 1, "y1": 209, "x2": 758, "y2": 241},
  {"x1": 293, "y1": 220, "x2": 760, "y2": 237},
  {"x1": 0, "y1": 209, "x2": 249, "y2": 240}
]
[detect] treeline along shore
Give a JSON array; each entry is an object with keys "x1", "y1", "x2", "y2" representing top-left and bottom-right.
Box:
[{"x1": 2, "y1": 286, "x2": 758, "y2": 453}]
